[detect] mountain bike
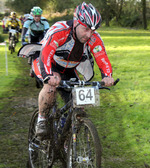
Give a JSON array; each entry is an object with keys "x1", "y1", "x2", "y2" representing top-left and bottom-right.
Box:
[
  {"x1": 9, "y1": 29, "x2": 17, "y2": 54},
  {"x1": 27, "y1": 78, "x2": 119, "y2": 168}
]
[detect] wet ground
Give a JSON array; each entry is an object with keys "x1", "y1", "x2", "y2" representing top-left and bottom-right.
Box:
[{"x1": 0, "y1": 76, "x2": 40, "y2": 168}]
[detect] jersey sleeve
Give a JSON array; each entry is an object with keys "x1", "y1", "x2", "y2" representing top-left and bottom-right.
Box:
[
  {"x1": 44, "y1": 21, "x2": 50, "y2": 30},
  {"x1": 40, "y1": 29, "x2": 67, "y2": 80},
  {"x1": 23, "y1": 19, "x2": 31, "y2": 28},
  {"x1": 41, "y1": 17, "x2": 50, "y2": 30},
  {"x1": 89, "y1": 33, "x2": 112, "y2": 78},
  {"x1": 5, "y1": 19, "x2": 10, "y2": 28}
]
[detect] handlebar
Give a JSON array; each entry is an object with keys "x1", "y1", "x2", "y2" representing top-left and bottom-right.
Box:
[{"x1": 59, "y1": 78, "x2": 119, "y2": 90}]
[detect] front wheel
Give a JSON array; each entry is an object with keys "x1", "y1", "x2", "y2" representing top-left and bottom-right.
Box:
[
  {"x1": 10, "y1": 36, "x2": 16, "y2": 54},
  {"x1": 27, "y1": 109, "x2": 54, "y2": 168},
  {"x1": 67, "y1": 118, "x2": 102, "y2": 168}
]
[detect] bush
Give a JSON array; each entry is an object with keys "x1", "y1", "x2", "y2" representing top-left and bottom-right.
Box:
[{"x1": 118, "y1": 14, "x2": 142, "y2": 28}]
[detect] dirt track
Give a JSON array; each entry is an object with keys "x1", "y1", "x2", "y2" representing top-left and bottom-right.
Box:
[{"x1": 0, "y1": 61, "x2": 40, "y2": 167}]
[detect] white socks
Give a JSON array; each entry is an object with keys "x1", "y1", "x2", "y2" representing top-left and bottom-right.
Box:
[{"x1": 37, "y1": 114, "x2": 46, "y2": 122}]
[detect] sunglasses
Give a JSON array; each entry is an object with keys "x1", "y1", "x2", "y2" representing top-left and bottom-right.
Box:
[{"x1": 34, "y1": 15, "x2": 41, "y2": 17}]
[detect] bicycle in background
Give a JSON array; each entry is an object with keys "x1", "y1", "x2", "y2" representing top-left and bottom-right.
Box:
[{"x1": 9, "y1": 29, "x2": 18, "y2": 54}]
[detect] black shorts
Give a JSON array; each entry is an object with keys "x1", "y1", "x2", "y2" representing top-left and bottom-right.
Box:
[{"x1": 51, "y1": 63, "x2": 78, "y2": 81}]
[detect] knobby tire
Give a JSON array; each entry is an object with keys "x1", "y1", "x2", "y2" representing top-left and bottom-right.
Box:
[{"x1": 67, "y1": 117, "x2": 102, "y2": 168}]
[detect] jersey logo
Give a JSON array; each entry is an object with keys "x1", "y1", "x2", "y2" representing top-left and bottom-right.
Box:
[{"x1": 93, "y1": 45, "x2": 102, "y2": 53}]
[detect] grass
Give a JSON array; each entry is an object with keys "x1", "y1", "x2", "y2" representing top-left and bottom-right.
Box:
[
  {"x1": 0, "y1": 25, "x2": 150, "y2": 167},
  {"x1": 89, "y1": 27, "x2": 150, "y2": 167}
]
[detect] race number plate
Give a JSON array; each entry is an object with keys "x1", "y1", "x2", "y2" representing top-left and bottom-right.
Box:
[{"x1": 72, "y1": 87, "x2": 100, "y2": 107}]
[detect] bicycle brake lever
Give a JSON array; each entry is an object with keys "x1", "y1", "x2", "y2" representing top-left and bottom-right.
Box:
[
  {"x1": 59, "y1": 80, "x2": 70, "y2": 89},
  {"x1": 99, "y1": 87, "x2": 110, "y2": 90}
]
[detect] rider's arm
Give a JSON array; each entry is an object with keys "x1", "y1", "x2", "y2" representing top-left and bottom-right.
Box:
[
  {"x1": 39, "y1": 35, "x2": 58, "y2": 80},
  {"x1": 90, "y1": 32, "x2": 112, "y2": 78},
  {"x1": 89, "y1": 32, "x2": 114, "y2": 86},
  {"x1": 41, "y1": 18, "x2": 50, "y2": 35},
  {"x1": 5, "y1": 19, "x2": 10, "y2": 30},
  {"x1": 41, "y1": 17, "x2": 50, "y2": 30},
  {"x1": 21, "y1": 27, "x2": 28, "y2": 43},
  {"x1": 21, "y1": 20, "x2": 31, "y2": 43},
  {"x1": 44, "y1": 21, "x2": 50, "y2": 31}
]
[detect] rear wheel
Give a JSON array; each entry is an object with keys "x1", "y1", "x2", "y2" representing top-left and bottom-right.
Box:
[
  {"x1": 28, "y1": 109, "x2": 54, "y2": 168},
  {"x1": 67, "y1": 118, "x2": 102, "y2": 168}
]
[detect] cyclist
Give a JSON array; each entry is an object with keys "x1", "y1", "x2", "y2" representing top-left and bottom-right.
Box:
[
  {"x1": 32, "y1": 2, "x2": 115, "y2": 139},
  {"x1": 21, "y1": 7, "x2": 50, "y2": 79},
  {"x1": 21, "y1": 6, "x2": 50, "y2": 45},
  {"x1": 5, "y1": 12, "x2": 22, "y2": 46}
]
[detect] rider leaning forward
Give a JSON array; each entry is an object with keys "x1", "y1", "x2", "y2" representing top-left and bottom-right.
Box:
[
  {"x1": 5, "y1": 12, "x2": 22, "y2": 47},
  {"x1": 21, "y1": 6, "x2": 50, "y2": 77},
  {"x1": 34, "y1": 2, "x2": 115, "y2": 139},
  {"x1": 21, "y1": 6, "x2": 50, "y2": 45}
]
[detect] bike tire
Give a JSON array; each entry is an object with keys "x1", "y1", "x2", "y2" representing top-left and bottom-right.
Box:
[
  {"x1": 9, "y1": 37, "x2": 13, "y2": 54},
  {"x1": 67, "y1": 118, "x2": 102, "y2": 168},
  {"x1": 27, "y1": 109, "x2": 54, "y2": 168},
  {"x1": 12, "y1": 37, "x2": 16, "y2": 53},
  {"x1": 11, "y1": 47, "x2": 15, "y2": 54}
]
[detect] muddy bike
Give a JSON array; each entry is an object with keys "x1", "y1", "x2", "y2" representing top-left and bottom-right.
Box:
[
  {"x1": 27, "y1": 78, "x2": 119, "y2": 168},
  {"x1": 9, "y1": 29, "x2": 18, "y2": 54}
]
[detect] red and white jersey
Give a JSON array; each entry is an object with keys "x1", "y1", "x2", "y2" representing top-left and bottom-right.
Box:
[{"x1": 40, "y1": 20, "x2": 112, "y2": 80}]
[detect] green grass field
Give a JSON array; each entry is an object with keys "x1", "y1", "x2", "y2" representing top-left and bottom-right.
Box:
[
  {"x1": 92, "y1": 27, "x2": 150, "y2": 167},
  {"x1": 0, "y1": 26, "x2": 150, "y2": 167}
]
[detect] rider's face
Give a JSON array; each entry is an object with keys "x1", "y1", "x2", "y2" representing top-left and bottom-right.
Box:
[
  {"x1": 75, "y1": 23, "x2": 95, "y2": 43},
  {"x1": 12, "y1": 16, "x2": 16, "y2": 20},
  {"x1": 33, "y1": 15, "x2": 41, "y2": 22}
]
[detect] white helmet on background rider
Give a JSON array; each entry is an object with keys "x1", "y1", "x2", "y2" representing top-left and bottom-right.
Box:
[{"x1": 10, "y1": 12, "x2": 17, "y2": 18}]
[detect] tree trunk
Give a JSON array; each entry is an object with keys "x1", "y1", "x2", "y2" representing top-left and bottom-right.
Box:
[
  {"x1": 105, "y1": 0, "x2": 110, "y2": 27},
  {"x1": 142, "y1": 0, "x2": 147, "y2": 30}
]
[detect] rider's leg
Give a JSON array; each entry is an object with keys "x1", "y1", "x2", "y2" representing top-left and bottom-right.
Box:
[
  {"x1": 36, "y1": 84, "x2": 57, "y2": 138},
  {"x1": 58, "y1": 69, "x2": 78, "y2": 103},
  {"x1": 38, "y1": 84, "x2": 57, "y2": 118},
  {"x1": 16, "y1": 32, "x2": 19, "y2": 42},
  {"x1": 8, "y1": 33, "x2": 11, "y2": 50},
  {"x1": 36, "y1": 72, "x2": 61, "y2": 138}
]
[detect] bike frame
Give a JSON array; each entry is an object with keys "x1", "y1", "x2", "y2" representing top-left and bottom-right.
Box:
[
  {"x1": 48, "y1": 80, "x2": 104, "y2": 156},
  {"x1": 9, "y1": 29, "x2": 17, "y2": 53},
  {"x1": 49, "y1": 78, "x2": 119, "y2": 158},
  {"x1": 50, "y1": 99, "x2": 72, "y2": 151}
]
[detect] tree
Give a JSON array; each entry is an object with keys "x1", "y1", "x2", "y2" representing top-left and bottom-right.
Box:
[
  {"x1": 114, "y1": 0, "x2": 124, "y2": 22},
  {"x1": 5, "y1": 0, "x2": 49, "y2": 14},
  {"x1": 141, "y1": 0, "x2": 147, "y2": 29}
]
